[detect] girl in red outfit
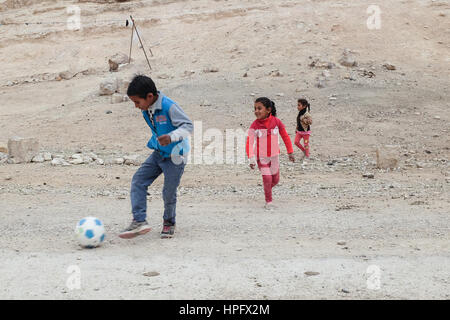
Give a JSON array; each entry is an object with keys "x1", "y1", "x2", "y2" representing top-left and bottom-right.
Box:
[
  {"x1": 294, "y1": 98, "x2": 312, "y2": 158},
  {"x1": 246, "y1": 97, "x2": 295, "y2": 209}
]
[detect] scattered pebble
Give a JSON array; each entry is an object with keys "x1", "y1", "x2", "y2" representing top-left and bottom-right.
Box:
[
  {"x1": 143, "y1": 272, "x2": 160, "y2": 277},
  {"x1": 31, "y1": 154, "x2": 45, "y2": 163},
  {"x1": 339, "y1": 50, "x2": 357, "y2": 67},
  {"x1": 114, "y1": 158, "x2": 125, "y2": 165},
  {"x1": 203, "y1": 67, "x2": 219, "y2": 73},
  {"x1": 383, "y1": 63, "x2": 396, "y2": 70}
]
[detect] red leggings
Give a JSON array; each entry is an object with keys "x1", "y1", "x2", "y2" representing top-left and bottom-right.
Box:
[
  {"x1": 295, "y1": 131, "x2": 311, "y2": 157},
  {"x1": 257, "y1": 155, "x2": 280, "y2": 203}
]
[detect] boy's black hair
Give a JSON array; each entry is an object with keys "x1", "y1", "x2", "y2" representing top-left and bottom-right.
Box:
[
  {"x1": 298, "y1": 98, "x2": 311, "y2": 111},
  {"x1": 255, "y1": 97, "x2": 277, "y2": 117},
  {"x1": 127, "y1": 75, "x2": 158, "y2": 99}
]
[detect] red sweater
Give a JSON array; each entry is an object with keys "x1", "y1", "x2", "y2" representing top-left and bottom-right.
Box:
[{"x1": 246, "y1": 115, "x2": 294, "y2": 159}]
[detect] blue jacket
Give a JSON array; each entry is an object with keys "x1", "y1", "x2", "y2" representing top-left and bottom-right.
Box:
[{"x1": 142, "y1": 93, "x2": 193, "y2": 158}]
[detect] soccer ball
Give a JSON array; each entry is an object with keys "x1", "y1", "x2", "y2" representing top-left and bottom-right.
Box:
[{"x1": 75, "y1": 217, "x2": 106, "y2": 248}]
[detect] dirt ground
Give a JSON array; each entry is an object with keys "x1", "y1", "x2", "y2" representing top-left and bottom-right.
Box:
[{"x1": 0, "y1": 0, "x2": 449, "y2": 299}]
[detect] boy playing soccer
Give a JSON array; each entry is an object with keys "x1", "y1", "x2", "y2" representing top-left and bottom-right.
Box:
[{"x1": 119, "y1": 75, "x2": 193, "y2": 239}]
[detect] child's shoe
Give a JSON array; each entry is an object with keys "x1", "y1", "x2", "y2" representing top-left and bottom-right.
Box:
[
  {"x1": 264, "y1": 202, "x2": 275, "y2": 210},
  {"x1": 118, "y1": 220, "x2": 151, "y2": 239},
  {"x1": 161, "y1": 220, "x2": 176, "y2": 239}
]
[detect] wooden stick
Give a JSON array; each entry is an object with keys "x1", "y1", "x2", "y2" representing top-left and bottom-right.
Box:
[
  {"x1": 130, "y1": 15, "x2": 152, "y2": 71},
  {"x1": 128, "y1": 20, "x2": 133, "y2": 64},
  {"x1": 130, "y1": 16, "x2": 154, "y2": 57}
]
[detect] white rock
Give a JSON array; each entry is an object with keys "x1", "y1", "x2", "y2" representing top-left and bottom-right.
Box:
[
  {"x1": 7, "y1": 137, "x2": 40, "y2": 163},
  {"x1": 376, "y1": 147, "x2": 399, "y2": 169},
  {"x1": 96, "y1": 159, "x2": 105, "y2": 165},
  {"x1": 51, "y1": 158, "x2": 69, "y2": 166},
  {"x1": 82, "y1": 156, "x2": 93, "y2": 163},
  {"x1": 86, "y1": 152, "x2": 98, "y2": 160},
  {"x1": 0, "y1": 152, "x2": 8, "y2": 164},
  {"x1": 124, "y1": 155, "x2": 141, "y2": 166},
  {"x1": 339, "y1": 50, "x2": 357, "y2": 67},
  {"x1": 108, "y1": 53, "x2": 129, "y2": 72},
  {"x1": 31, "y1": 154, "x2": 45, "y2": 163},
  {"x1": 43, "y1": 152, "x2": 52, "y2": 161},
  {"x1": 114, "y1": 158, "x2": 125, "y2": 165},
  {"x1": 116, "y1": 78, "x2": 130, "y2": 94},
  {"x1": 59, "y1": 70, "x2": 75, "y2": 80},
  {"x1": 99, "y1": 78, "x2": 118, "y2": 95},
  {"x1": 111, "y1": 93, "x2": 125, "y2": 104},
  {"x1": 69, "y1": 158, "x2": 84, "y2": 165},
  {"x1": 71, "y1": 154, "x2": 83, "y2": 160}
]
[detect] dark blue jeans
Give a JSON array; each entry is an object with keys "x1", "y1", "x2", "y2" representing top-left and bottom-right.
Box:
[{"x1": 130, "y1": 151, "x2": 185, "y2": 224}]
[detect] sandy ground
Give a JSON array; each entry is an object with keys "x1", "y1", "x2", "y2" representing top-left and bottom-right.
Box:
[{"x1": 0, "y1": 0, "x2": 449, "y2": 299}]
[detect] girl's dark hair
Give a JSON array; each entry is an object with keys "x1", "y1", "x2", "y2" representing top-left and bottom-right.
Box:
[
  {"x1": 127, "y1": 75, "x2": 158, "y2": 98},
  {"x1": 255, "y1": 97, "x2": 277, "y2": 117},
  {"x1": 298, "y1": 98, "x2": 311, "y2": 111}
]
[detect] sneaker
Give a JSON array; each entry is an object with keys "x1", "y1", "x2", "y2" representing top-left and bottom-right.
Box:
[
  {"x1": 118, "y1": 220, "x2": 151, "y2": 239},
  {"x1": 160, "y1": 221, "x2": 175, "y2": 239},
  {"x1": 264, "y1": 202, "x2": 276, "y2": 210}
]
